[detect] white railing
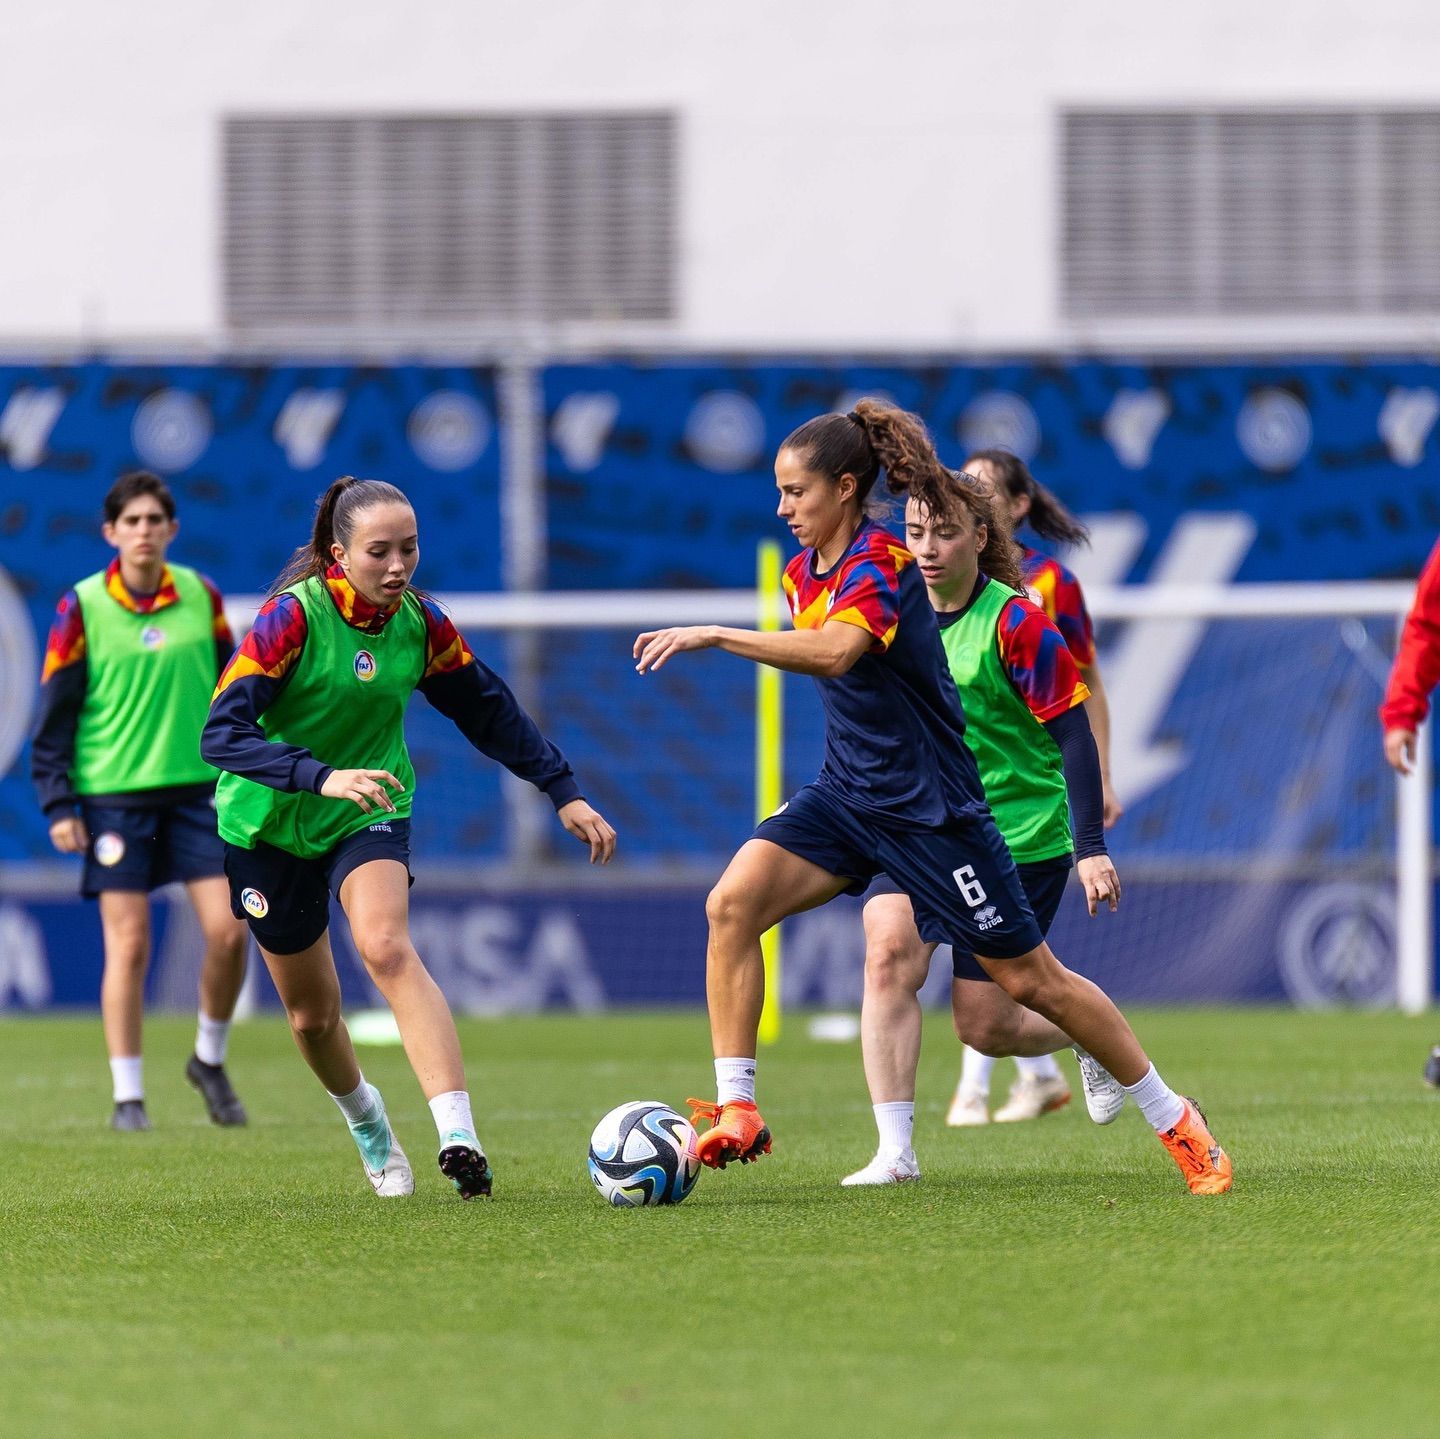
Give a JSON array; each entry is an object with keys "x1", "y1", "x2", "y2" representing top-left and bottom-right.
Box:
[{"x1": 224, "y1": 579, "x2": 1430, "y2": 1013}]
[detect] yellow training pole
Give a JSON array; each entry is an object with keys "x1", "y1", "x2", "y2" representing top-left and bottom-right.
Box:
[{"x1": 756, "y1": 539, "x2": 785, "y2": 1044}]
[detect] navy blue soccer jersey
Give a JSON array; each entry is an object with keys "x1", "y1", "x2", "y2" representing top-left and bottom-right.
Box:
[{"x1": 782, "y1": 520, "x2": 987, "y2": 827}]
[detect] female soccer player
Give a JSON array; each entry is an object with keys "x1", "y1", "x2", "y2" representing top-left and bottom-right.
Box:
[
  {"x1": 31, "y1": 471, "x2": 250, "y2": 1132},
  {"x1": 946, "y1": 448, "x2": 1120, "y2": 1126},
  {"x1": 202, "y1": 477, "x2": 615, "y2": 1199},
  {"x1": 634, "y1": 401, "x2": 1231, "y2": 1195},
  {"x1": 843, "y1": 471, "x2": 1121, "y2": 1185}
]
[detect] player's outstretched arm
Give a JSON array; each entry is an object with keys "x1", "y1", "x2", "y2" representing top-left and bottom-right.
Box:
[{"x1": 633, "y1": 620, "x2": 871, "y2": 677}]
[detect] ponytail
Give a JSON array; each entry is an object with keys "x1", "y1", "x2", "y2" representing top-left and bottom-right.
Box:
[
  {"x1": 966, "y1": 448, "x2": 1090, "y2": 548},
  {"x1": 850, "y1": 398, "x2": 956, "y2": 523},
  {"x1": 269, "y1": 476, "x2": 412, "y2": 597},
  {"x1": 781, "y1": 398, "x2": 958, "y2": 523}
]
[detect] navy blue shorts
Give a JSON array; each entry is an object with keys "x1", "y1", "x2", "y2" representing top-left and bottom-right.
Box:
[
  {"x1": 223, "y1": 818, "x2": 413, "y2": 956},
  {"x1": 79, "y1": 798, "x2": 226, "y2": 898},
  {"x1": 864, "y1": 853, "x2": 1073, "y2": 980},
  {"x1": 753, "y1": 783, "x2": 1044, "y2": 963}
]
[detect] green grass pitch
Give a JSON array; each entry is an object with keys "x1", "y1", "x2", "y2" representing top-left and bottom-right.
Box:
[{"x1": 1, "y1": 1008, "x2": 1436, "y2": 1438}]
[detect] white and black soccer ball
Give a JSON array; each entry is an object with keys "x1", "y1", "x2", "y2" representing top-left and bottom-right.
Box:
[{"x1": 587, "y1": 1100, "x2": 701, "y2": 1207}]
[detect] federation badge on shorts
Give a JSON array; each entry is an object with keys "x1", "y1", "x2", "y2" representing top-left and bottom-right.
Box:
[
  {"x1": 140, "y1": 625, "x2": 166, "y2": 650},
  {"x1": 353, "y1": 650, "x2": 377, "y2": 682},
  {"x1": 240, "y1": 888, "x2": 269, "y2": 919},
  {"x1": 94, "y1": 832, "x2": 126, "y2": 867}
]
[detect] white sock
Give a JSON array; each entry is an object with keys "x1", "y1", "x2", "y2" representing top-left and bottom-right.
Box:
[
  {"x1": 1016, "y1": 1053, "x2": 1062, "y2": 1081},
  {"x1": 330, "y1": 1077, "x2": 376, "y2": 1124},
  {"x1": 428, "y1": 1090, "x2": 477, "y2": 1144},
  {"x1": 873, "y1": 1101, "x2": 915, "y2": 1159},
  {"x1": 1122, "y1": 1064, "x2": 1186, "y2": 1133},
  {"x1": 959, "y1": 1046, "x2": 996, "y2": 1097},
  {"x1": 110, "y1": 1056, "x2": 143, "y2": 1104},
  {"x1": 194, "y1": 1012, "x2": 230, "y2": 1066},
  {"x1": 715, "y1": 1057, "x2": 757, "y2": 1105}
]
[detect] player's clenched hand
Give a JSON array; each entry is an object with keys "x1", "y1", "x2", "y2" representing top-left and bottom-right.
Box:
[
  {"x1": 633, "y1": 626, "x2": 717, "y2": 674},
  {"x1": 48, "y1": 815, "x2": 89, "y2": 854},
  {"x1": 1077, "y1": 854, "x2": 1121, "y2": 916},
  {"x1": 321, "y1": 768, "x2": 405, "y2": 813},
  {"x1": 558, "y1": 799, "x2": 617, "y2": 864},
  {"x1": 1384, "y1": 727, "x2": 1417, "y2": 776}
]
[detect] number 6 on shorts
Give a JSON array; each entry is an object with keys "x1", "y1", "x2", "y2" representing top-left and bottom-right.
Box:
[{"x1": 953, "y1": 865, "x2": 987, "y2": 908}]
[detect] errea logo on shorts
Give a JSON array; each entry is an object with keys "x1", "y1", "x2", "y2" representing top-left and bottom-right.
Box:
[
  {"x1": 240, "y1": 888, "x2": 269, "y2": 919},
  {"x1": 353, "y1": 650, "x2": 377, "y2": 682},
  {"x1": 975, "y1": 904, "x2": 1002, "y2": 931},
  {"x1": 94, "y1": 832, "x2": 126, "y2": 867}
]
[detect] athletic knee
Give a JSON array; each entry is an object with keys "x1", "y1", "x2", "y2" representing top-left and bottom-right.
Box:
[
  {"x1": 864, "y1": 932, "x2": 924, "y2": 997},
  {"x1": 102, "y1": 938, "x2": 149, "y2": 974},
  {"x1": 953, "y1": 1008, "x2": 1016, "y2": 1055},
  {"x1": 287, "y1": 1000, "x2": 340, "y2": 1045},
  {"x1": 993, "y1": 963, "x2": 1067, "y2": 1016},
  {"x1": 705, "y1": 879, "x2": 761, "y2": 940},
  {"x1": 357, "y1": 931, "x2": 418, "y2": 987}
]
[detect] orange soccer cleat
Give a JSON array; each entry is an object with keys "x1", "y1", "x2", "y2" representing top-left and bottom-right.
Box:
[
  {"x1": 1159, "y1": 1097, "x2": 1233, "y2": 1195},
  {"x1": 686, "y1": 1098, "x2": 773, "y2": 1169}
]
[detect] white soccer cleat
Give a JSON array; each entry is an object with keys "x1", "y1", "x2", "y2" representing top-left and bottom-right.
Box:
[
  {"x1": 945, "y1": 1085, "x2": 990, "y2": 1128},
  {"x1": 840, "y1": 1152, "x2": 921, "y2": 1187},
  {"x1": 363, "y1": 1132, "x2": 415, "y2": 1197},
  {"x1": 993, "y1": 1073, "x2": 1072, "y2": 1123},
  {"x1": 347, "y1": 1086, "x2": 415, "y2": 1197},
  {"x1": 1074, "y1": 1049, "x2": 1126, "y2": 1125}
]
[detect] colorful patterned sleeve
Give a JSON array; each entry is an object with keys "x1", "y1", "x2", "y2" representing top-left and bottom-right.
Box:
[
  {"x1": 1026, "y1": 556, "x2": 1096, "y2": 669},
  {"x1": 39, "y1": 589, "x2": 86, "y2": 684},
  {"x1": 31, "y1": 590, "x2": 88, "y2": 816},
  {"x1": 201, "y1": 596, "x2": 331, "y2": 793},
  {"x1": 825, "y1": 539, "x2": 906, "y2": 651},
  {"x1": 417, "y1": 596, "x2": 476, "y2": 680},
  {"x1": 997, "y1": 597, "x2": 1092, "y2": 722}
]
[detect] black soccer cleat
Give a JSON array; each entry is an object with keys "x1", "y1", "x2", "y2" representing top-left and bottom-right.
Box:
[
  {"x1": 1424, "y1": 1045, "x2": 1440, "y2": 1089},
  {"x1": 185, "y1": 1054, "x2": 248, "y2": 1126},
  {"x1": 111, "y1": 1099, "x2": 151, "y2": 1132},
  {"x1": 438, "y1": 1142, "x2": 493, "y2": 1200}
]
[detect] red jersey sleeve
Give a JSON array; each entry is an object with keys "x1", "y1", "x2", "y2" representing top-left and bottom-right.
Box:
[
  {"x1": 1381, "y1": 537, "x2": 1440, "y2": 731},
  {"x1": 826, "y1": 540, "x2": 906, "y2": 651},
  {"x1": 39, "y1": 589, "x2": 86, "y2": 684},
  {"x1": 1024, "y1": 553, "x2": 1097, "y2": 669},
  {"x1": 212, "y1": 595, "x2": 308, "y2": 700},
  {"x1": 996, "y1": 596, "x2": 1092, "y2": 722},
  {"x1": 418, "y1": 596, "x2": 477, "y2": 680}
]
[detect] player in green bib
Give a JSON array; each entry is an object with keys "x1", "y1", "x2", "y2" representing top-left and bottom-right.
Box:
[
  {"x1": 843, "y1": 470, "x2": 1125, "y2": 1186},
  {"x1": 31, "y1": 472, "x2": 250, "y2": 1132},
  {"x1": 203, "y1": 477, "x2": 616, "y2": 1201}
]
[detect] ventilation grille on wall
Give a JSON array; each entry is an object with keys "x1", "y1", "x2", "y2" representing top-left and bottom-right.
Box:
[
  {"x1": 224, "y1": 113, "x2": 677, "y2": 331},
  {"x1": 1063, "y1": 109, "x2": 1440, "y2": 317}
]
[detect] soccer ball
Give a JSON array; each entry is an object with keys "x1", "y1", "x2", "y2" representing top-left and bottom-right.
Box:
[{"x1": 587, "y1": 1100, "x2": 701, "y2": 1207}]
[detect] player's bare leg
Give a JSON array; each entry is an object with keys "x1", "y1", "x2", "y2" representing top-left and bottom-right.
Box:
[
  {"x1": 693, "y1": 840, "x2": 847, "y2": 1168},
  {"x1": 952, "y1": 977, "x2": 1117, "y2": 1122},
  {"x1": 976, "y1": 943, "x2": 1231, "y2": 1193},
  {"x1": 184, "y1": 876, "x2": 249, "y2": 1125},
  {"x1": 260, "y1": 932, "x2": 414, "y2": 1197},
  {"x1": 98, "y1": 891, "x2": 151, "y2": 1130},
  {"x1": 339, "y1": 859, "x2": 490, "y2": 1198},
  {"x1": 842, "y1": 893, "x2": 932, "y2": 1186}
]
